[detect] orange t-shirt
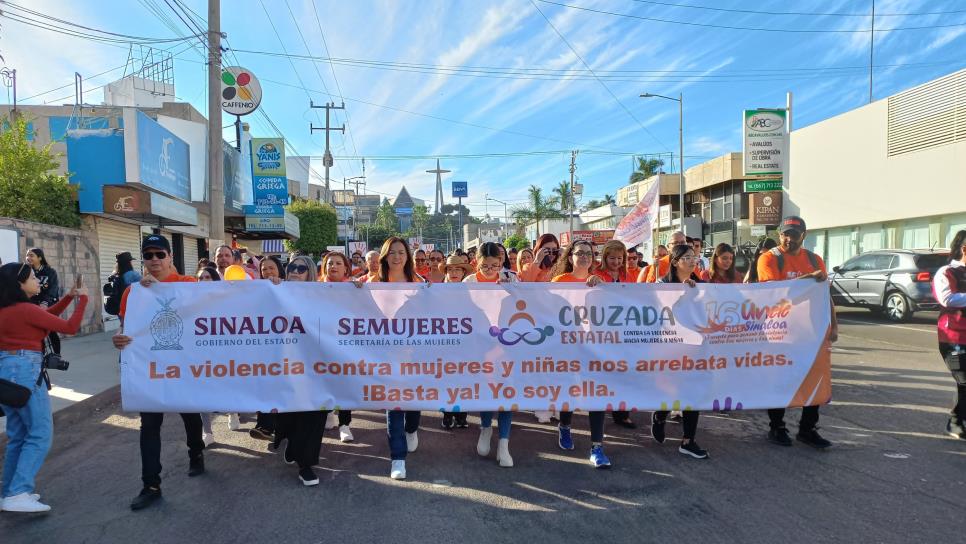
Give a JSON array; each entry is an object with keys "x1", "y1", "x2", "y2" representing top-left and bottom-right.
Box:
[
  {"x1": 757, "y1": 248, "x2": 826, "y2": 282},
  {"x1": 551, "y1": 272, "x2": 590, "y2": 283},
  {"x1": 643, "y1": 256, "x2": 670, "y2": 282},
  {"x1": 119, "y1": 272, "x2": 197, "y2": 320},
  {"x1": 595, "y1": 269, "x2": 627, "y2": 283},
  {"x1": 473, "y1": 271, "x2": 498, "y2": 283}
]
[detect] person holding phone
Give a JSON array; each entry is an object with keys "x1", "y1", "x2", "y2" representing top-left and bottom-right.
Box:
[{"x1": 518, "y1": 234, "x2": 560, "y2": 423}]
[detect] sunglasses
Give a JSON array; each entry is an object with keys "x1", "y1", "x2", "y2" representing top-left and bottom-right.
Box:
[
  {"x1": 142, "y1": 251, "x2": 168, "y2": 260},
  {"x1": 287, "y1": 264, "x2": 310, "y2": 274},
  {"x1": 573, "y1": 251, "x2": 593, "y2": 258},
  {"x1": 548, "y1": 249, "x2": 561, "y2": 255}
]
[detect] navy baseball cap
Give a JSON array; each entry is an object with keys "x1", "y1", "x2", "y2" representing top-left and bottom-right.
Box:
[
  {"x1": 779, "y1": 216, "x2": 806, "y2": 233},
  {"x1": 142, "y1": 234, "x2": 172, "y2": 253}
]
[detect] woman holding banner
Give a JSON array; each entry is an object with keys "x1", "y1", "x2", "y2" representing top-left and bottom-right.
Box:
[
  {"x1": 319, "y1": 252, "x2": 355, "y2": 443},
  {"x1": 551, "y1": 240, "x2": 612, "y2": 469},
  {"x1": 589, "y1": 240, "x2": 637, "y2": 430},
  {"x1": 248, "y1": 257, "x2": 286, "y2": 442},
  {"x1": 652, "y1": 244, "x2": 709, "y2": 459},
  {"x1": 265, "y1": 255, "x2": 325, "y2": 486},
  {"x1": 464, "y1": 242, "x2": 517, "y2": 467},
  {"x1": 376, "y1": 237, "x2": 425, "y2": 480},
  {"x1": 516, "y1": 248, "x2": 534, "y2": 274},
  {"x1": 705, "y1": 243, "x2": 742, "y2": 284},
  {"x1": 520, "y1": 234, "x2": 561, "y2": 423},
  {"x1": 440, "y1": 256, "x2": 474, "y2": 430}
]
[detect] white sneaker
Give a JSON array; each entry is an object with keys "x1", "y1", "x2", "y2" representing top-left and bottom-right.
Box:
[
  {"x1": 202, "y1": 432, "x2": 215, "y2": 447},
  {"x1": 535, "y1": 410, "x2": 551, "y2": 423},
  {"x1": 390, "y1": 460, "x2": 406, "y2": 480},
  {"x1": 406, "y1": 431, "x2": 418, "y2": 453},
  {"x1": 339, "y1": 425, "x2": 354, "y2": 443},
  {"x1": 497, "y1": 438, "x2": 513, "y2": 467},
  {"x1": 1, "y1": 493, "x2": 51, "y2": 513},
  {"x1": 228, "y1": 413, "x2": 241, "y2": 431},
  {"x1": 325, "y1": 412, "x2": 338, "y2": 430},
  {"x1": 477, "y1": 426, "x2": 493, "y2": 456}
]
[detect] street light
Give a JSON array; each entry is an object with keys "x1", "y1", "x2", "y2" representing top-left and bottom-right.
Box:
[
  {"x1": 343, "y1": 175, "x2": 365, "y2": 254},
  {"x1": 486, "y1": 196, "x2": 510, "y2": 239},
  {"x1": 640, "y1": 92, "x2": 685, "y2": 227}
]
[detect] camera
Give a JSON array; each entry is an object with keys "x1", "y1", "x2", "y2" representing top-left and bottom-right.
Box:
[{"x1": 43, "y1": 353, "x2": 70, "y2": 372}]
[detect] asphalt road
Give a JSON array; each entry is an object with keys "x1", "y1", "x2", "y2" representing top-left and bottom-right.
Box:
[{"x1": 1, "y1": 308, "x2": 963, "y2": 544}]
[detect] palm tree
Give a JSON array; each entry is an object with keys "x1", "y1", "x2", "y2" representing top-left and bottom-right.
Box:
[
  {"x1": 511, "y1": 185, "x2": 563, "y2": 237},
  {"x1": 629, "y1": 157, "x2": 665, "y2": 184},
  {"x1": 551, "y1": 180, "x2": 573, "y2": 212},
  {"x1": 603, "y1": 194, "x2": 616, "y2": 205}
]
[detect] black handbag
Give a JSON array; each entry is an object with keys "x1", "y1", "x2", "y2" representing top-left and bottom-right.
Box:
[{"x1": 0, "y1": 378, "x2": 30, "y2": 408}]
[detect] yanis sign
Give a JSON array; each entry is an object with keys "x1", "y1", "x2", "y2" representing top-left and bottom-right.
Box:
[
  {"x1": 221, "y1": 66, "x2": 262, "y2": 116},
  {"x1": 249, "y1": 137, "x2": 288, "y2": 206},
  {"x1": 120, "y1": 281, "x2": 833, "y2": 413},
  {"x1": 743, "y1": 109, "x2": 787, "y2": 177}
]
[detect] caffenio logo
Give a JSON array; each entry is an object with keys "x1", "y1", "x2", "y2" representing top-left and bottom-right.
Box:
[
  {"x1": 489, "y1": 300, "x2": 554, "y2": 346},
  {"x1": 256, "y1": 143, "x2": 282, "y2": 171}
]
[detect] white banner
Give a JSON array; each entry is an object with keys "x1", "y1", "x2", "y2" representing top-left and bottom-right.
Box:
[
  {"x1": 349, "y1": 241, "x2": 367, "y2": 255},
  {"x1": 120, "y1": 281, "x2": 832, "y2": 413},
  {"x1": 614, "y1": 177, "x2": 661, "y2": 249}
]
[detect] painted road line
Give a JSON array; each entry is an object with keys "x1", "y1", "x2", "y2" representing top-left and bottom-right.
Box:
[{"x1": 837, "y1": 318, "x2": 934, "y2": 333}]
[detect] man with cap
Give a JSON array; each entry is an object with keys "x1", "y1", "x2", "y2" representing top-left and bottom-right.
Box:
[
  {"x1": 111, "y1": 234, "x2": 206, "y2": 511},
  {"x1": 757, "y1": 215, "x2": 838, "y2": 449}
]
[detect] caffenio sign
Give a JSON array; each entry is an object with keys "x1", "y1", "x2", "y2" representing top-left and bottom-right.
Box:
[{"x1": 221, "y1": 66, "x2": 262, "y2": 116}]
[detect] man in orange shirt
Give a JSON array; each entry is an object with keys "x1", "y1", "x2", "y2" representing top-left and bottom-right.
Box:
[
  {"x1": 757, "y1": 216, "x2": 838, "y2": 449},
  {"x1": 112, "y1": 234, "x2": 205, "y2": 511},
  {"x1": 626, "y1": 246, "x2": 641, "y2": 278},
  {"x1": 641, "y1": 231, "x2": 687, "y2": 282}
]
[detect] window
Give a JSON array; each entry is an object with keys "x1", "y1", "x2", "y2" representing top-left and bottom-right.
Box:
[
  {"x1": 871, "y1": 254, "x2": 897, "y2": 270},
  {"x1": 840, "y1": 255, "x2": 874, "y2": 272}
]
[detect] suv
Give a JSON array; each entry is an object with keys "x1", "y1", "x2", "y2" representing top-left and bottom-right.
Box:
[{"x1": 830, "y1": 249, "x2": 949, "y2": 322}]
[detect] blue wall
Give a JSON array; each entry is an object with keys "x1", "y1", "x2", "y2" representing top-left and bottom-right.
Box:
[{"x1": 66, "y1": 130, "x2": 126, "y2": 213}]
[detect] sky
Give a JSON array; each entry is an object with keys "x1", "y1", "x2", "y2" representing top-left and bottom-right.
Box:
[{"x1": 4, "y1": 0, "x2": 966, "y2": 218}]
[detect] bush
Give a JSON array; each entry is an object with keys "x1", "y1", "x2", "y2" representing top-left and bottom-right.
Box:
[
  {"x1": 503, "y1": 234, "x2": 529, "y2": 250},
  {"x1": 284, "y1": 199, "x2": 337, "y2": 258},
  {"x1": 0, "y1": 116, "x2": 80, "y2": 228}
]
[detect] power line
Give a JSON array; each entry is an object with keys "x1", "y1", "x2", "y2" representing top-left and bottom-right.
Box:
[
  {"x1": 1, "y1": 3, "x2": 200, "y2": 44},
  {"x1": 528, "y1": 0, "x2": 669, "y2": 151},
  {"x1": 534, "y1": 0, "x2": 966, "y2": 33},
  {"x1": 309, "y1": 0, "x2": 360, "y2": 157},
  {"x1": 625, "y1": 0, "x2": 966, "y2": 18}
]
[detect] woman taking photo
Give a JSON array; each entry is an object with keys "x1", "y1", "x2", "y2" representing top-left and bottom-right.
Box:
[
  {"x1": 0, "y1": 262, "x2": 88, "y2": 512},
  {"x1": 318, "y1": 252, "x2": 355, "y2": 443},
  {"x1": 374, "y1": 237, "x2": 424, "y2": 480},
  {"x1": 934, "y1": 230, "x2": 966, "y2": 439},
  {"x1": 549, "y1": 240, "x2": 611, "y2": 468},
  {"x1": 589, "y1": 240, "x2": 636, "y2": 430},
  {"x1": 519, "y1": 234, "x2": 560, "y2": 423},
  {"x1": 463, "y1": 242, "x2": 517, "y2": 467},
  {"x1": 652, "y1": 244, "x2": 709, "y2": 460},
  {"x1": 705, "y1": 243, "x2": 742, "y2": 284}
]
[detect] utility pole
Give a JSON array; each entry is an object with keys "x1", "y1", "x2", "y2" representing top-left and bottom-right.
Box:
[
  {"x1": 309, "y1": 101, "x2": 345, "y2": 203},
  {"x1": 568, "y1": 150, "x2": 577, "y2": 242},
  {"x1": 207, "y1": 0, "x2": 225, "y2": 251}
]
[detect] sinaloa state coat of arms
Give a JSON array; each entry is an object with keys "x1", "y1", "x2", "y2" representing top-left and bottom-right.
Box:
[{"x1": 150, "y1": 296, "x2": 184, "y2": 351}]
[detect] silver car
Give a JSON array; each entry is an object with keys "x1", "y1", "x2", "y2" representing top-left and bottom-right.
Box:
[{"x1": 830, "y1": 250, "x2": 949, "y2": 322}]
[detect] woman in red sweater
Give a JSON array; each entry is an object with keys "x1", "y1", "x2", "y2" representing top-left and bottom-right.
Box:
[{"x1": 0, "y1": 262, "x2": 87, "y2": 513}]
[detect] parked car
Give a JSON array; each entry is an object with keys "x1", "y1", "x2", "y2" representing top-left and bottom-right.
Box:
[{"x1": 830, "y1": 249, "x2": 950, "y2": 322}]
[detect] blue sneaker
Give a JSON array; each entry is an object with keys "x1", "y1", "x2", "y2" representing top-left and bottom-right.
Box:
[
  {"x1": 589, "y1": 445, "x2": 611, "y2": 469},
  {"x1": 558, "y1": 426, "x2": 574, "y2": 450}
]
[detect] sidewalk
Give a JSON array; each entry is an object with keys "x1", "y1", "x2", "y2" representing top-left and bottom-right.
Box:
[{"x1": 47, "y1": 331, "x2": 120, "y2": 413}]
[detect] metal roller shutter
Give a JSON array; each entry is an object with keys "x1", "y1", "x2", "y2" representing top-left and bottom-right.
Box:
[
  {"x1": 95, "y1": 218, "x2": 143, "y2": 326},
  {"x1": 182, "y1": 237, "x2": 199, "y2": 277}
]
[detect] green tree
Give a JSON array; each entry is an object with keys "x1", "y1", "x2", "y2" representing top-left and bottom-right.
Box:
[
  {"x1": 551, "y1": 180, "x2": 574, "y2": 212},
  {"x1": 358, "y1": 224, "x2": 398, "y2": 252},
  {"x1": 629, "y1": 157, "x2": 665, "y2": 184},
  {"x1": 503, "y1": 233, "x2": 529, "y2": 250},
  {"x1": 375, "y1": 199, "x2": 398, "y2": 231},
  {"x1": 602, "y1": 193, "x2": 616, "y2": 205},
  {"x1": 284, "y1": 198, "x2": 337, "y2": 257},
  {"x1": 410, "y1": 204, "x2": 430, "y2": 234},
  {"x1": 510, "y1": 185, "x2": 562, "y2": 237},
  {"x1": 0, "y1": 116, "x2": 80, "y2": 228}
]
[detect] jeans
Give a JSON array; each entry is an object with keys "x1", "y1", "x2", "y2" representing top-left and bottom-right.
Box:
[
  {"x1": 480, "y1": 411, "x2": 512, "y2": 439},
  {"x1": 939, "y1": 343, "x2": 966, "y2": 421},
  {"x1": 654, "y1": 410, "x2": 700, "y2": 439},
  {"x1": 768, "y1": 406, "x2": 819, "y2": 432},
  {"x1": 1, "y1": 351, "x2": 51, "y2": 498},
  {"x1": 386, "y1": 410, "x2": 421, "y2": 461},
  {"x1": 559, "y1": 411, "x2": 605, "y2": 443},
  {"x1": 139, "y1": 412, "x2": 204, "y2": 488}
]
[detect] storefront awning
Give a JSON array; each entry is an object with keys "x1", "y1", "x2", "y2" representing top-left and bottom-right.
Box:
[{"x1": 101, "y1": 185, "x2": 197, "y2": 226}]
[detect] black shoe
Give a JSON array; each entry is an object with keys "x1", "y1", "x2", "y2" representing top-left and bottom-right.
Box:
[
  {"x1": 188, "y1": 455, "x2": 205, "y2": 477},
  {"x1": 249, "y1": 427, "x2": 273, "y2": 441},
  {"x1": 767, "y1": 427, "x2": 793, "y2": 447},
  {"x1": 650, "y1": 413, "x2": 666, "y2": 444},
  {"x1": 130, "y1": 486, "x2": 162, "y2": 511},
  {"x1": 946, "y1": 418, "x2": 966, "y2": 439},
  {"x1": 455, "y1": 414, "x2": 469, "y2": 428},
  {"x1": 796, "y1": 428, "x2": 832, "y2": 449},
  {"x1": 668, "y1": 412, "x2": 683, "y2": 423},
  {"x1": 614, "y1": 417, "x2": 637, "y2": 429},
  {"x1": 441, "y1": 413, "x2": 454, "y2": 429},
  {"x1": 678, "y1": 440, "x2": 709, "y2": 459},
  {"x1": 299, "y1": 467, "x2": 320, "y2": 486},
  {"x1": 284, "y1": 448, "x2": 296, "y2": 466}
]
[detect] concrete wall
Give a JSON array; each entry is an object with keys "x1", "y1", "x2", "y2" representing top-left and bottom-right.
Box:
[
  {"x1": 0, "y1": 217, "x2": 104, "y2": 335},
  {"x1": 787, "y1": 98, "x2": 966, "y2": 231}
]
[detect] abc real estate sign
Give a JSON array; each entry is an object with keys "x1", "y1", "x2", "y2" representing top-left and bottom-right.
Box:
[{"x1": 742, "y1": 109, "x2": 786, "y2": 176}]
